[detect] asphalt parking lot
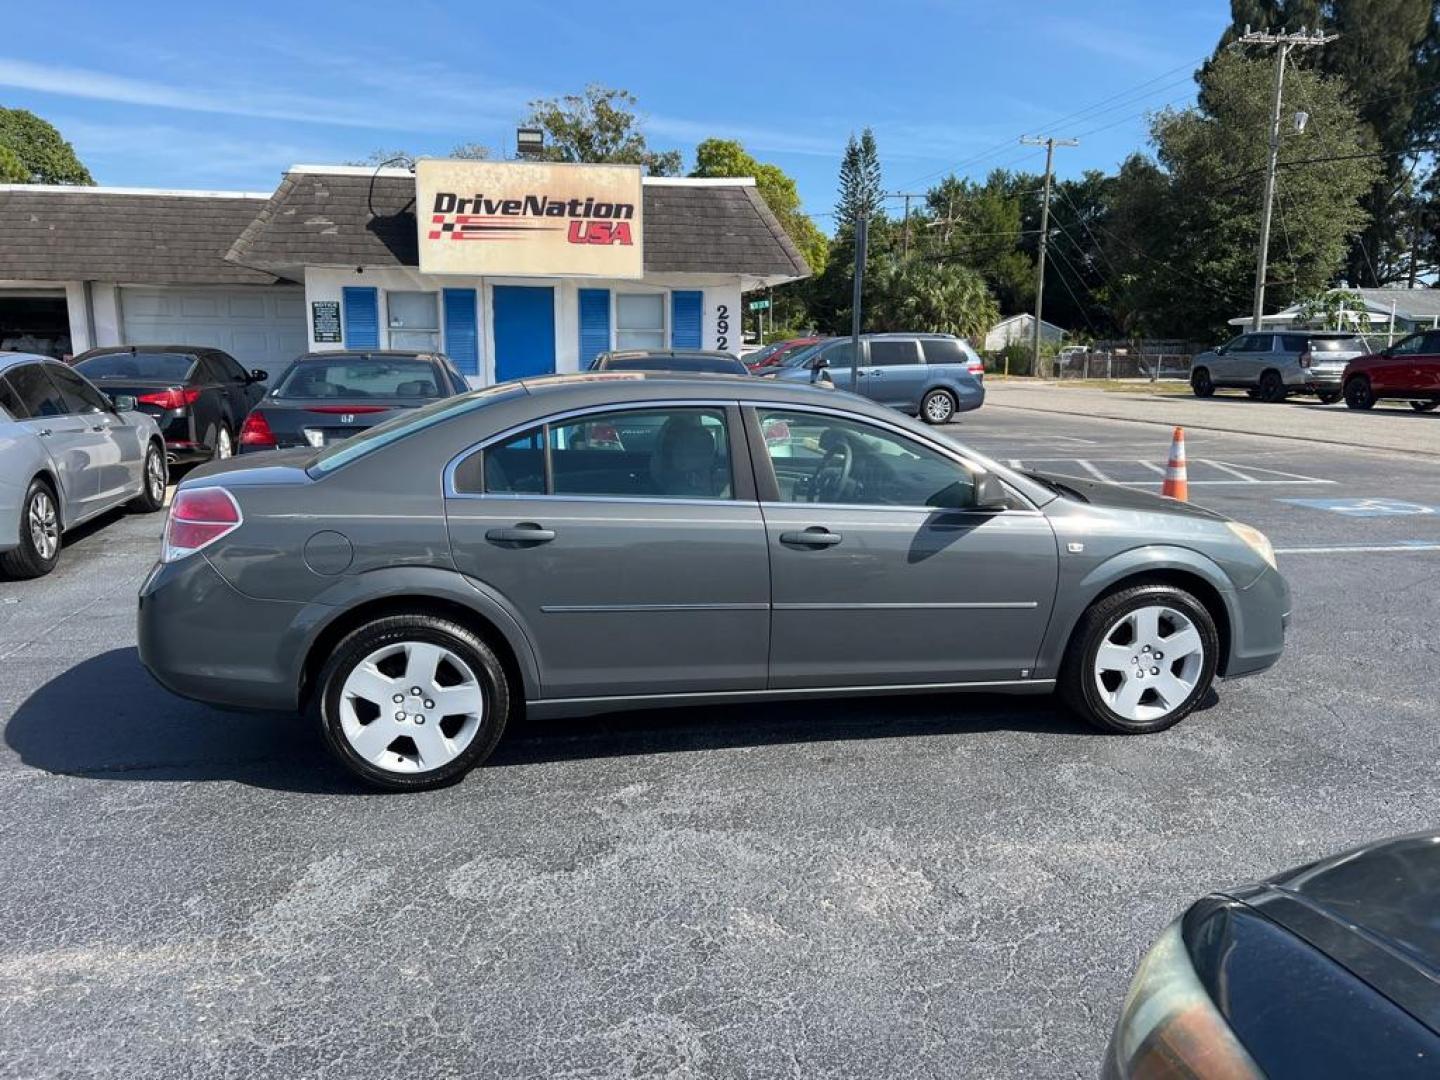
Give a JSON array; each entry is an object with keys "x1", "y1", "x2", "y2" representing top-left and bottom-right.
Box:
[{"x1": 3, "y1": 396, "x2": 1439, "y2": 1078}]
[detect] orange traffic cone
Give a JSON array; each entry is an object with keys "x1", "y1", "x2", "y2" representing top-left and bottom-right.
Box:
[{"x1": 1161, "y1": 427, "x2": 1188, "y2": 501}]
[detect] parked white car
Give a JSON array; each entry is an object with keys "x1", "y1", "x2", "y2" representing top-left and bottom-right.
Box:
[{"x1": 0, "y1": 352, "x2": 168, "y2": 578}]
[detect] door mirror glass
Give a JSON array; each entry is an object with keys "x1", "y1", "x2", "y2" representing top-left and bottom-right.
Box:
[
  {"x1": 249, "y1": 369, "x2": 269, "y2": 384},
  {"x1": 110, "y1": 393, "x2": 138, "y2": 412}
]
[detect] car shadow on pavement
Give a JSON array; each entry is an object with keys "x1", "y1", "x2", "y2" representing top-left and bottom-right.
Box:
[{"x1": 5, "y1": 647, "x2": 356, "y2": 794}]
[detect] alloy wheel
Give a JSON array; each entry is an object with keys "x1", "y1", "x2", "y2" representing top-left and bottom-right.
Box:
[
  {"x1": 146, "y1": 449, "x2": 166, "y2": 503},
  {"x1": 1092, "y1": 605, "x2": 1205, "y2": 724},
  {"x1": 28, "y1": 489, "x2": 59, "y2": 562},
  {"x1": 923, "y1": 392, "x2": 955, "y2": 424},
  {"x1": 338, "y1": 641, "x2": 485, "y2": 774}
]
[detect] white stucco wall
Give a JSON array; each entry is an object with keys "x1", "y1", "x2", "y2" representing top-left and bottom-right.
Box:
[{"x1": 304, "y1": 266, "x2": 747, "y2": 386}]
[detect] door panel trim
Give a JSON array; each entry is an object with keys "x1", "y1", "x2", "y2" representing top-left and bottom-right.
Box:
[
  {"x1": 532, "y1": 677, "x2": 1055, "y2": 706},
  {"x1": 540, "y1": 602, "x2": 768, "y2": 613},
  {"x1": 774, "y1": 601, "x2": 1039, "y2": 610}
]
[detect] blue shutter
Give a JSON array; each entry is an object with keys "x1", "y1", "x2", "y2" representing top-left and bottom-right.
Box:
[
  {"x1": 671, "y1": 290, "x2": 702, "y2": 349},
  {"x1": 342, "y1": 287, "x2": 379, "y2": 348},
  {"x1": 578, "y1": 288, "x2": 611, "y2": 369},
  {"x1": 442, "y1": 288, "x2": 479, "y2": 378}
]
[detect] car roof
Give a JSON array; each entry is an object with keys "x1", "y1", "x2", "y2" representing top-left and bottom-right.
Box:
[
  {"x1": 74, "y1": 345, "x2": 215, "y2": 357},
  {"x1": 294, "y1": 350, "x2": 443, "y2": 361},
  {"x1": 598, "y1": 349, "x2": 737, "y2": 360},
  {"x1": 0, "y1": 351, "x2": 61, "y2": 372}
]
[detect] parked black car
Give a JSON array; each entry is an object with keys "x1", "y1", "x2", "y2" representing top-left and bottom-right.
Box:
[
  {"x1": 237, "y1": 350, "x2": 469, "y2": 453},
  {"x1": 72, "y1": 345, "x2": 267, "y2": 464},
  {"x1": 588, "y1": 349, "x2": 749, "y2": 375},
  {"x1": 1104, "y1": 831, "x2": 1440, "y2": 1079}
]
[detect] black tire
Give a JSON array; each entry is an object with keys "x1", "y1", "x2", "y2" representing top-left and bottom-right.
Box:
[
  {"x1": 1245, "y1": 389, "x2": 1262, "y2": 400},
  {"x1": 0, "y1": 478, "x2": 62, "y2": 579},
  {"x1": 1058, "y1": 583, "x2": 1219, "y2": 735},
  {"x1": 1190, "y1": 367, "x2": 1215, "y2": 397},
  {"x1": 1344, "y1": 376, "x2": 1376, "y2": 410},
  {"x1": 1258, "y1": 369, "x2": 1287, "y2": 403},
  {"x1": 1316, "y1": 391, "x2": 1342, "y2": 405},
  {"x1": 1410, "y1": 401, "x2": 1439, "y2": 413},
  {"x1": 315, "y1": 614, "x2": 511, "y2": 791},
  {"x1": 128, "y1": 441, "x2": 168, "y2": 513},
  {"x1": 920, "y1": 388, "x2": 957, "y2": 425}
]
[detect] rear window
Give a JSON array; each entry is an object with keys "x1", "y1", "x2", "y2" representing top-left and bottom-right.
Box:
[
  {"x1": 921, "y1": 338, "x2": 969, "y2": 365},
  {"x1": 76, "y1": 352, "x2": 195, "y2": 382},
  {"x1": 1307, "y1": 336, "x2": 1364, "y2": 352},
  {"x1": 307, "y1": 383, "x2": 524, "y2": 477},
  {"x1": 273, "y1": 357, "x2": 445, "y2": 400},
  {"x1": 597, "y1": 356, "x2": 746, "y2": 374}
]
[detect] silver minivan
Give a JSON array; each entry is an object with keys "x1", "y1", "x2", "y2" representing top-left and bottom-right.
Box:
[{"x1": 1190, "y1": 331, "x2": 1370, "y2": 403}]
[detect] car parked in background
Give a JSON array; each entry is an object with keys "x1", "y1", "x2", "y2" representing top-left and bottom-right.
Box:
[
  {"x1": 745, "y1": 337, "x2": 823, "y2": 373},
  {"x1": 1341, "y1": 329, "x2": 1440, "y2": 412},
  {"x1": 1104, "y1": 831, "x2": 1440, "y2": 1080},
  {"x1": 72, "y1": 345, "x2": 268, "y2": 464},
  {"x1": 139, "y1": 372, "x2": 1286, "y2": 790},
  {"x1": 236, "y1": 350, "x2": 469, "y2": 453},
  {"x1": 1189, "y1": 331, "x2": 1370, "y2": 403},
  {"x1": 587, "y1": 349, "x2": 749, "y2": 375},
  {"x1": 0, "y1": 352, "x2": 166, "y2": 578},
  {"x1": 772, "y1": 333, "x2": 985, "y2": 423}
]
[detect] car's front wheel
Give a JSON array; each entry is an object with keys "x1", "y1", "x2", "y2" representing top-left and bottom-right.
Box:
[
  {"x1": 1190, "y1": 367, "x2": 1215, "y2": 397},
  {"x1": 920, "y1": 388, "x2": 957, "y2": 425},
  {"x1": 0, "y1": 478, "x2": 62, "y2": 579},
  {"x1": 1344, "y1": 376, "x2": 1376, "y2": 410},
  {"x1": 316, "y1": 614, "x2": 510, "y2": 790},
  {"x1": 1059, "y1": 584, "x2": 1218, "y2": 734}
]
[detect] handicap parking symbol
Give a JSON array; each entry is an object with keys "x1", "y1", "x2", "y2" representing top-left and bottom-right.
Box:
[{"x1": 1282, "y1": 497, "x2": 1438, "y2": 518}]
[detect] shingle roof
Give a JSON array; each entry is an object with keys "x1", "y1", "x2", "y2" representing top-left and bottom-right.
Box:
[
  {"x1": 227, "y1": 170, "x2": 809, "y2": 280},
  {"x1": 0, "y1": 185, "x2": 287, "y2": 285},
  {"x1": 1354, "y1": 287, "x2": 1440, "y2": 321}
]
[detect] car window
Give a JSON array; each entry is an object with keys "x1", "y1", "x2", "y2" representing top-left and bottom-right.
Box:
[
  {"x1": 272, "y1": 357, "x2": 446, "y2": 400},
  {"x1": 46, "y1": 364, "x2": 111, "y2": 414},
  {"x1": 1235, "y1": 335, "x2": 1271, "y2": 353},
  {"x1": 6, "y1": 363, "x2": 68, "y2": 417},
  {"x1": 920, "y1": 338, "x2": 966, "y2": 365},
  {"x1": 1308, "y1": 337, "x2": 1363, "y2": 352},
  {"x1": 0, "y1": 374, "x2": 28, "y2": 419},
  {"x1": 1389, "y1": 334, "x2": 1426, "y2": 356},
  {"x1": 867, "y1": 340, "x2": 921, "y2": 367},
  {"x1": 820, "y1": 340, "x2": 859, "y2": 369},
  {"x1": 757, "y1": 409, "x2": 977, "y2": 509},
  {"x1": 208, "y1": 351, "x2": 249, "y2": 383},
  {"x1": 75, "y1": 352, "x2": 196, "y2": 382},
  {"x1": 1280, "y1": 334, "x2": 1309, "y2": 352},
  {"x1": 468, "y1": 407, "x2": 733, "y2": 500},
  {"x1": 1422, "y1": 332, "x2": 1440, "y2": 354}
]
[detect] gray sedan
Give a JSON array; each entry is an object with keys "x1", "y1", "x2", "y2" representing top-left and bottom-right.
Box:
[
  {"x1": 139, "y1": 373, "x2": 1289, "y2": 790},
  {"x1": 0, "y1": 352, "x2": 167, "y2": 578}
]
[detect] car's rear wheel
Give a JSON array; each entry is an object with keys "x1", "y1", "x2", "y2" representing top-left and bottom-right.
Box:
[
  {"x1": 1316, "y1": 390, "x2": 1342, "y2": 405},
  {"x1": 1190, "y1": 367, "x2": 1215, "y2": 397},
  {"x1": 128, "y1": 442, "x2": 168, "y2": 513},
  {"x1": 920, "y1": 388, "x2": 957, "y2": 425},
  {"x1": 1410, "y1": 400, "x2": 1439, "y2": 413},
  {"x1": 1059, "y1": 584, "x2": 1218, "y2": 734},
  {"x1": 1258, "y1": 369, "x2": 1287, "y2": 403},
  {"x1": 1344, "y1": 376, "x2": 1376, "y2": 410},
  {"x1": 1, "y1": 478, "x2": 61, "y2": 579},
  {"x1": 316, "y1": 615, "x2": 510, "y2": 790}
]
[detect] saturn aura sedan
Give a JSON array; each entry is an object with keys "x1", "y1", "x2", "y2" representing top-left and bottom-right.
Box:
[
  {"x1": 138, "y1": 372, "x2": 1288, "y2": 790},
  {"x1": 2, "y1": 351, "x2": 167, "y2": 578}
]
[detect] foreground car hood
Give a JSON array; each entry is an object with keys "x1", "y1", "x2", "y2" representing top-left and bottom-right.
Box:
[{"x1": 1031, "y1": 471, "x2": 1227, "y2": 521}]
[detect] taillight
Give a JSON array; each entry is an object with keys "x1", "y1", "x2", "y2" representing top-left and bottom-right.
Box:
[
  {"x1": 137, "y1": 386, "x2": 202, "y2": 410},
  {"x1": 239, "y1": 411, "x2": 277, "y2": 448},
  {"x1": 163, "y1": 487, "x2": 242, "y2": 563},
  {"x1": 967, "y1": 361, "x2": 985, "y2": 377}
]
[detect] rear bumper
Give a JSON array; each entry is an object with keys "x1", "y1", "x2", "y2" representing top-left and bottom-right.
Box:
[
  {"x1": 1223, "y1": 564, "x2": 1289, "y2": 679},
  {"x1": 138, "y1": 555, "x2": 305, "y2": 711}
]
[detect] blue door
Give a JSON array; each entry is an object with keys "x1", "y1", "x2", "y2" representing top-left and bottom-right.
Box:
[{"x1": 492, "y1": 286, "x2": 556, "y2": 384}]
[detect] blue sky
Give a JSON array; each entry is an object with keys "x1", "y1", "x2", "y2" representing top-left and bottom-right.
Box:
[{"x1": 1, "y1": 1, "x2": 1228, "y2": 225}]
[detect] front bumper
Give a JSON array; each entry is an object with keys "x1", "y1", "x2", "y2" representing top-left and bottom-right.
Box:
[
  {"x1": 1223, "y1": 564, "x2": 1290, "y2": 678},
  {"x1": 138, "y1": 555, "x2": 305, "y2": 711}
]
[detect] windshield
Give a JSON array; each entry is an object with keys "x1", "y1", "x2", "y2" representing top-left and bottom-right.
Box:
[
  {"x1": 273, "y1": 357, "x2": 444, "y2": 400},
  {"x1": 747, "y1": 341, "x2": 787, "y2": 365},
  {"x1": 76, "y1": 352, "x2": 195, "y2": 382},
  {"x1": 308, "y1": 383, "x2": 525, "y2": 477}
]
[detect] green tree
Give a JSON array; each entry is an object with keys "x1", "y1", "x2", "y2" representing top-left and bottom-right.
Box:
[
  {"x1": 691, "y1": 138, "x2": 827, "y2": 275},
  {"x1": 1210, "y1": 1, "x2": 1439, "y2": 285},
  {"x1": 0, "y1": 109, "x2": 92, "y2": 185},
  {"x1": 868, "y1": 256, "x2": 998, "y2": 341},
  {"x1": 922, "y1": 170, "x2": 1036, "y2": 316},
  {"x1": 834, "y1": 128, "x2": 883, "y2": 226},
  {"x1": 521, "y1": 85, "x2": 681, "y2": 176}
]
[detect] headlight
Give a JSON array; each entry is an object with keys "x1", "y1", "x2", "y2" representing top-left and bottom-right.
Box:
[
  {"x1": 1104, "y1": 921, "x2": 1263, "y2": 1080},
  {"x1": 1226, "y1": 521, "x2": 1276, "y2": 570}
]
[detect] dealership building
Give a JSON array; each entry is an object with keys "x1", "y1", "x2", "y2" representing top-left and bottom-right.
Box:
[{"x1": 0, "y1": 162, "x2": 808, "y2": 382}]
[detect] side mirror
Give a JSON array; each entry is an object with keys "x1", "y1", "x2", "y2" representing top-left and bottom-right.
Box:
[
  {"x1": 809, "y1": 354, "x2": 829, "y2": 384},
  {"x1": 110, "y1": 393, "x2": 138, "y2": 412},
  {"x1": 972, "y1": 471, "x2": 1009, "y2": 512},
  {"x1": 249, "y1": 369, "x2": 269, "y2": 384}
]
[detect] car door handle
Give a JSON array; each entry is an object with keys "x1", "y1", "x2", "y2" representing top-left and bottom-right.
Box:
[
  {"x1": 485, "y1": 524, "x2": 556, "y2": 544},
  {"x1": 779, "y1": 527, "x2": 843, "y2": 547}
]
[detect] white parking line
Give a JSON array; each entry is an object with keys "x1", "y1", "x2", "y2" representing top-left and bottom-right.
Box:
[
  {"x1": 1276, "y1": 543, "x2": 1440, "y2": 556},
  {"x1": 1203, "y1": 461, "x2": 1258, "y2": 481},
  {"x1": 1075, "y1": 460, "x2": 1109, "y2": 480},
  {"x1": 1005, "y1": 458, "x2": 1334, "y2": 486}
]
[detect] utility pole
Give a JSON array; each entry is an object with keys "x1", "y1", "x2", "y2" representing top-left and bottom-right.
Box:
[
  {"x1": 886, "y1": 192, "x2": 925, "y2": 260},
  {"x1": 1239, "y1": 24, "x2": 1338, "y2": 332},
  {"x1": 1019, "y1": 135, "x2": 1078, "y2": 377}
]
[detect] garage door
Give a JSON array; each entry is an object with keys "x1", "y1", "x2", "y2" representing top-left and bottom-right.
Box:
[{"x1": 121, "y1": 287, "x2": 307, "y2": 370}]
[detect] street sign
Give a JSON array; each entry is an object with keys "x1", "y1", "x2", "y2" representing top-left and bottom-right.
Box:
[{"x1": 748, "y1": 298, "x2": 770, "y2": 311}]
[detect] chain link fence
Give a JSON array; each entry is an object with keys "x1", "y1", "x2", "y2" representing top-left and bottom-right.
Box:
[{"x1": 1051, "y1": 351, "x2": 1195, "y2": 381}]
